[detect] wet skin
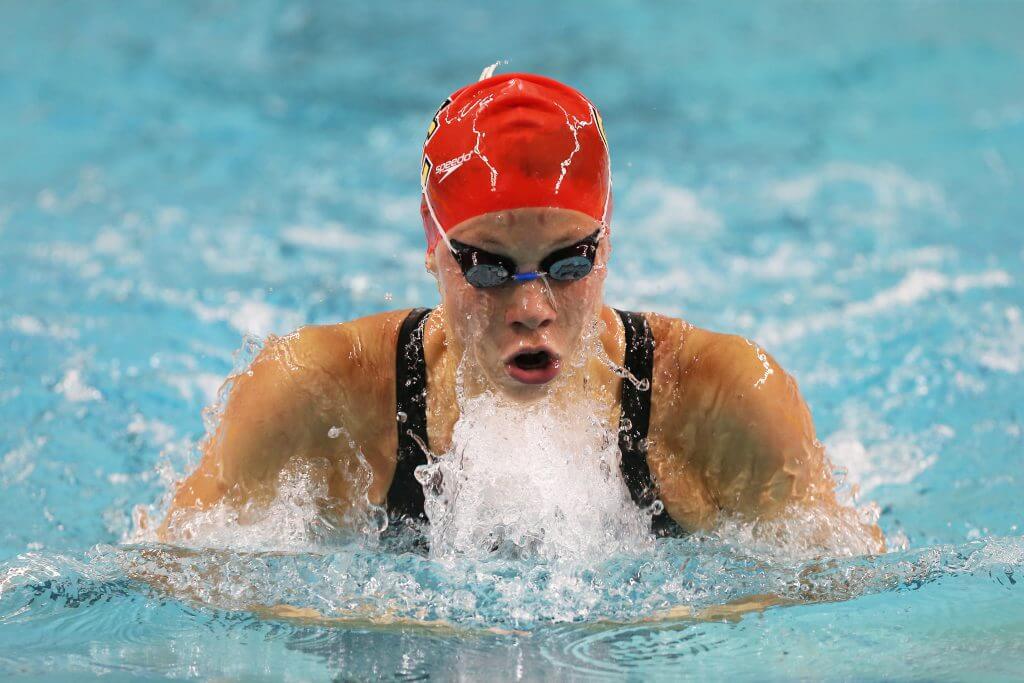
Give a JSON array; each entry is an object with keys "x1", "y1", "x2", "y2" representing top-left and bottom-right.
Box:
[{"x1": 160, "y1": 207, "x2": 883, "y2": 550}]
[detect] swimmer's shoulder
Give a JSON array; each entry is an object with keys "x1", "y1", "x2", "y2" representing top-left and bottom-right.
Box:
[
  {"x1": 164, "y1": 311, "x2": 414, "y2": 522},
  {"x1": 284, "y1": 309, "x2": 409, "y2": 377},
  {"x1": 629, "y1": 310, "x2": 709, "y2": 384},
  {"x1": 640, "y1": 310, "x2": 784, "y2": 389},
  {"x1": 274, "y1": 309, "x2": 418, "y2": 435}
]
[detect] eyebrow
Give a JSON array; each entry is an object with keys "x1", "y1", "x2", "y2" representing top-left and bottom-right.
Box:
[
  {"x1": 452, "y1": 229, "x2": 599, "y2": 262},
  {"x1": 476, "y1": 231, "x2": 591, "y2": 253}
]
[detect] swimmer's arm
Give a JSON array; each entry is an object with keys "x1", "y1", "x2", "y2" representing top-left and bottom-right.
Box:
[
  {"x1": 158, "y1": 324, "x2": 380, "y2": 540},
  {"x1": 674, "y1": 333, "x2": 882, "y2": 548},
  {"x1": 676, "y1": 334, "x2": 821, "y2": 515}
]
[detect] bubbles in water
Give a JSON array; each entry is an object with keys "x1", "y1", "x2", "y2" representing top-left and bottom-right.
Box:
[
  {"x1": 151, "y1": 457, "x2": 361, "y2": 552},
  {"x1": 420, "y1": 389, "x2": 654, "y2": 563},
  {"x1": 709, "y1": 499, "x2": 885, "y2": 563}
]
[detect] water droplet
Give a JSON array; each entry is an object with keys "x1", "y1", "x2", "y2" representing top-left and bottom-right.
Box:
[
  {"x1": 327, "y1": 426, "x2": 342, "y2": 439},
  {"x1": 602, "y1": 357, "x2": 649, "y2": 391},
  {"x1": 396, "y1": 411, "x2": 408, "y2": 423},
  {"x1": 414, "y1": 464, "x2": 442, "y2": 492},
  {"x1": 406, "y1": 430, "x2": 432, "y2": 458},
  {"x1": 364, "y1": 505, "x2": 389, "y2": 534}
]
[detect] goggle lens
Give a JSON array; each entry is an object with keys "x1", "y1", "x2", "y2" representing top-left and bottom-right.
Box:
[
  {"x1": 465, "y1": 264, "x2": 511, "y2": 288},
  {"x1": 546, "y1": 255, "x2": 594, "y2": 281}
]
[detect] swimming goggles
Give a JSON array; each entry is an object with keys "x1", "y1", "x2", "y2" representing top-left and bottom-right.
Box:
[{"x1": 447, "y1": 229, "x2": 602, "y2": 289}]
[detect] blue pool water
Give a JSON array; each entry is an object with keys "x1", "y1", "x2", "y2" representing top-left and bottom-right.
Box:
[{"x1": 2, "y1": 1, "x2": 1023, "y2": 679}]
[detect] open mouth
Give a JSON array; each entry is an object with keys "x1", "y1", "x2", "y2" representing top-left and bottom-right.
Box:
[{"x1": 505, "y1": 348, "x2": 561, "y2": 385}]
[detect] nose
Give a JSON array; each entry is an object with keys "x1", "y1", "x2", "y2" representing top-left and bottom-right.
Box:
[{"x1": 505, "y1": 279, "x2": 556, "y2": 331}]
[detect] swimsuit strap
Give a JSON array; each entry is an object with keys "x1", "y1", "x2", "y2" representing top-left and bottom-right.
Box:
[
  {"x1": 614, "y1": 309, "x2": 674, "y2": 532},
  {"x1": 387, "y1": 307, "x2": 433, "y2": 520}
]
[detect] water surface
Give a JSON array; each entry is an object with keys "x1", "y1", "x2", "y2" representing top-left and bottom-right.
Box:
[{"x1": 1, "y1": 1, "x2": 1023, "y2": 679}]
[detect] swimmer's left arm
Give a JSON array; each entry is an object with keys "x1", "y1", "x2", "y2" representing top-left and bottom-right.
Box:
[{"x1": 671, "y1": 332, "x2": 882, "y2": 549}]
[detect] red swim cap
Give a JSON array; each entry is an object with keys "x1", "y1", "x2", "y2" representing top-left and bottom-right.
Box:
[{"x1": 420, "y1": 72, "x2": 612, "y2": 253}]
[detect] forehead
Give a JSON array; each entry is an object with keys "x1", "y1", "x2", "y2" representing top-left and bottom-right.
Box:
[{"x1": 446, "y1": 207, "x2": 601, "y2": 250}]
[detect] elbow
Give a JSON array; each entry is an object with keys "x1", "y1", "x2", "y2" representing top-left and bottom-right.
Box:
[{"x1": 754, "y1": 457, "x2": 801, "y2": 518}]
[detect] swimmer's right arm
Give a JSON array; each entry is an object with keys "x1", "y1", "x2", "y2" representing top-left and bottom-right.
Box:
[{"x1": 157, "y1": 316, "x2": 400, "y2": 541}]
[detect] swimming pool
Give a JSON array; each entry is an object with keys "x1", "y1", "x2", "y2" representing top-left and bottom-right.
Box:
[{"x1": 1, "y1": 1, "x2": 1022, "y2": 679}]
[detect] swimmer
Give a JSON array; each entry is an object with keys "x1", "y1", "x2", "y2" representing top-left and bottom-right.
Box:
[{"x1": 159, "y1": 72, "x2": 884, "y2": 551}]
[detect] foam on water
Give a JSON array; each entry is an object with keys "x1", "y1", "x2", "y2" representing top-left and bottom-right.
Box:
[
  {"x1": 420, "y1": 391, "x2": 654, "y2": 563},
  {"x1": 143, "y1": 457, "x2": 380, "y2": 554}
]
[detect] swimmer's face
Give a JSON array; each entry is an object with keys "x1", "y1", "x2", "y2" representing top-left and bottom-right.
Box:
[{"x1": 427, "y1": 207, "x2": 609, "y2": 400}]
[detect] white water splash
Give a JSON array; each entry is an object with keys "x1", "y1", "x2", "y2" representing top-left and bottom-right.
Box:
[
  {"x1": 420, "y1": 390, "x2": 653, "y2": 563},
  {"x1": 710, "y1": 499, "x2": 885, "y2": 562},
  {"x1": 142, "y1": 456, "x2": 384, "y2": 553}
]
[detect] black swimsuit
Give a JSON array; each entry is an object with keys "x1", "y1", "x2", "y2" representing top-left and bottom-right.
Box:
[{"x1": 387, "y1": 307, "x2": 675, "y2": 533}]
